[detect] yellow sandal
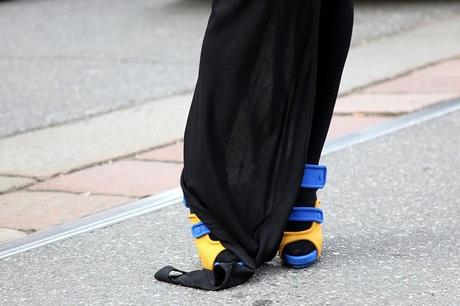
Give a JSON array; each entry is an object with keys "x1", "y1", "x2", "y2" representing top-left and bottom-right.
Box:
[
  {"x1": 279, "y1": 164, "x2": 326, "y2": 268},
  {"x1": 189, "y1": 213, "x2": 227, "y2": 270}
]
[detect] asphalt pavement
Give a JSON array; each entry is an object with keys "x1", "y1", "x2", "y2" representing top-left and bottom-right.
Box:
[
  {"x1": 1, "y1": 110, "x2": 458, "y2": 305},
  {"x1": 2, "y1": 0, "x2": 460, "y2": 138}
]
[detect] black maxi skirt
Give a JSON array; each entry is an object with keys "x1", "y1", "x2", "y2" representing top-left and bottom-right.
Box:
[{"x1": 155, "y1": 0, "x2": 354, "y2": 290}]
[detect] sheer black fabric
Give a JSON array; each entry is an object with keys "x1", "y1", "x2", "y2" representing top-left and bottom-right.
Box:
[{"x1": 155, "y1": 0, "x2": 353, "y2": 290}]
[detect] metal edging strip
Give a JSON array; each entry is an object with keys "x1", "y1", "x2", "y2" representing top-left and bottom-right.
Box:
[
  {"x1": 1, "y1": 98, "x2": 459, "y2": 260},
  {"x1": 0, "y1": 188, "x2": 183, "y2": 259}
]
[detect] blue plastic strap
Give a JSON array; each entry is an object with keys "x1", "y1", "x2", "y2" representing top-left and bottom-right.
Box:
[
  {"x1": 301, "y1": 164, "x2": 327, "y2": 189},
  {"x1": 191, "y1": 222, "x2": 211, "y2": 238},
  {"x1": 283, "y1": 250, "x2": 318, "y2": 267},
  {"x1": 288, "y1": 207, "x2": 324, "y2": 223}
]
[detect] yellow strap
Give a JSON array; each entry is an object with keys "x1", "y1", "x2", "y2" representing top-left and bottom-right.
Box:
[
  {"x1": 189, "y1": 214, "x2": 226, "y2": 270},
  {"x1": 278, "y1": 199, "x2": 324, "y2": 257}
]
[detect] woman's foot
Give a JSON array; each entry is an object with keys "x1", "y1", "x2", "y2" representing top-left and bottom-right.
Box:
[
  {"x1": 189, "y1": 212, "x2": 243, "y2": 270},
  {"x1": 279, "y1": 164, "x2": 326, "y2": 268},
  {"x1": 283, "y1": 188, "x2": 317, "y2": 256}
]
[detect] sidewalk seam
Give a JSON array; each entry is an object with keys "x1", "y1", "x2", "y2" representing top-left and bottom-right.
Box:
[
  {"x1": 0, "y1": 138, "x2": 184, "y2": 181},
  {"x1": 341, "y1": 54, "x2": 460, "y2": 96},
  {"x1": 0, "y1": 90, "x2": 193, "y2": 141},
  {"x1": 22, "y1": 189, "x2": 140, "y2": 199}
]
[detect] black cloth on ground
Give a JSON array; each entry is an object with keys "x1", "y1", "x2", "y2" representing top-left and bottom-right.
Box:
[{"x1": 155, "y1": 0, "x2": 354, "y2": 290}]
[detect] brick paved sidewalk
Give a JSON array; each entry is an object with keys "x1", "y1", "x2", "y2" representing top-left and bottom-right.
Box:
[{"x1": 1, "y1": 57, "x2": 459, "y2": 243}]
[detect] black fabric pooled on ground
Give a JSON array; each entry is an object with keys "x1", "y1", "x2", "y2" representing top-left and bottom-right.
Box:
[{"x1": 155, "y1": 0, "x2": 354, "y2": 290}]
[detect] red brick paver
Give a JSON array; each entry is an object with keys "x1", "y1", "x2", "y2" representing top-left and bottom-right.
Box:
[
  {"x1": 0, "y1": 191, "x2": 131, "y2": 231},
  {"x1": 135, "y1": 141, "x2": 183, "y2": 162},
  {"x1": 327, "y1": 116, "x2": 389, "y2": 140},
  {"x1": 334, "y1": 93, "x2": 457, "y2": 115},
  {"x1": 29, "y1": 160, "x2": 183, "y2": 197},
  {"x1": 364, "y1": 59, "x2": 460, "y2": 94},
  {"x1": 419, "y1": 59, "x2": 460, "y2": 77}
]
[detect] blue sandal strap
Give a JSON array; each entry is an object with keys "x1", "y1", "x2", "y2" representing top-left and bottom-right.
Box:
[
  {"x1": 288, "y1": 207, "x2": 324, "y2": 223},
  {"x1": 283, "y1": 250, "x2": 318, "y2": 267},
  {"x1": 191, "y1": 222, "x2": 211, "y2": 238},
  {"x1": 301, "y1": 164, "x2": 327, "y2": 189}
]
